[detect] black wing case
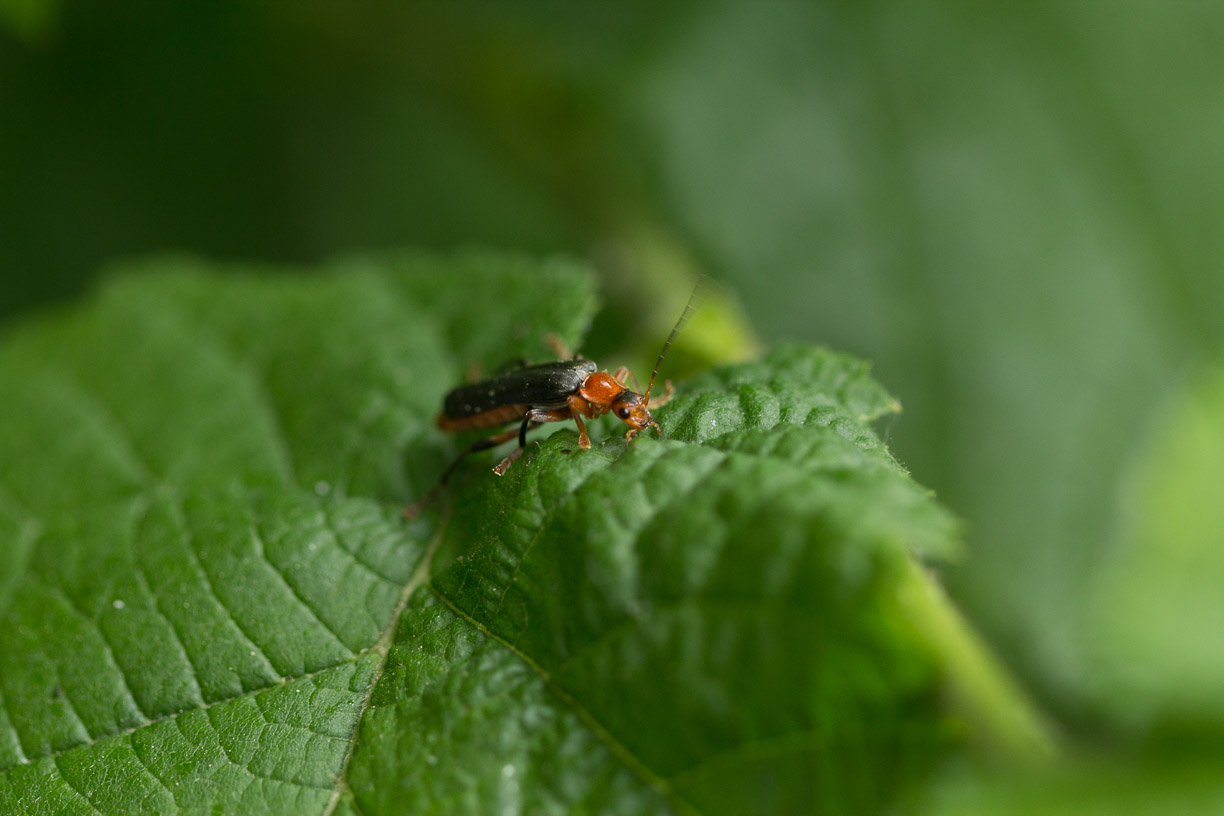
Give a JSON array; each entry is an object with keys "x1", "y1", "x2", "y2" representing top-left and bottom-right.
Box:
[{"x1": 442, "y1": 360, "x2": 597, "y2": 419}]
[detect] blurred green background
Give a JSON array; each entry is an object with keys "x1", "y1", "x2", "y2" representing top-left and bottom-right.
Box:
[{"x1": 4, "y1": 0, "x2": 1224, "y2": 805}]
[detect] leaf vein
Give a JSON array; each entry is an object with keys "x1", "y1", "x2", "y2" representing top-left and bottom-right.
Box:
[
  {"x1": 319, "y1": 504, "x2": 405, "y2": 588},
  {"x1": 249, "y1": 523, "x2": 357, "y2": 656},
  {"x1": 150, "y1": 300, "x2": 300, "y2": 486},
  {"x1": 203, "y1": 705, "x2": 241, "y2": 767},
  {"x1": 130, "y1": 561, "x2": 208, "y2": 708},
  {"x1": 47, "y1": 370, "x2": 159, "y2": 487},
  {"x1": 166, "y1": 497, "x2": 284, "y2": 682},
  {"x1": 51, "y1": 755, "x2": 106, "y2": 816},
  {"x1": 431, "y1": 587, "x2": 701, "y2": 816},
  {"x1": 0, "y1": 657, "x2": 364, "y2": 772},
  {"x1": 488, "y1": 454, "x2": 610, "y2": 622},
  {"x1": 125, "y1": 732, "x2": 178, "y2": 801},
  {"x1": 25, "y1": 575, "x2": 152, "y2": 726},
  {"x1": 321, "y1": 517, "x2": 447, "y2": 816},
  {"x1": 236, "y1": 359, "x2": 299, "y2": 485},
  {"x1": 0, "y1": 687, "x2": 29, "y2": 766},
  {"x1": 667, "y1": 728, "x2": 824, "y2": 788}
]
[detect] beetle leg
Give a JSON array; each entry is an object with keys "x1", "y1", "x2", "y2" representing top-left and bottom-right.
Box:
[
  {"x1": 624, "y1": 415, "x2": 662, "y2": 446},
  {"x1": 493, "y1": 407, "x2": 570, "y2": 475},
  {"x1": 612, "y1": 366, "x2": 641, "y2": 392},
  {"x1": 492, "y1": 445, "x2": 527, "y2": 476},
  {"x1": 561, "y1": 394, "x2": 595, "y2": 449},
  {"x1": 526, "y1": 407, "x2": 570, "y2": 425},
  {"x1": 546, "y1": 334, "x2": 581, "y2": 361},
  {"x1": 403, "y1": 425, "x2": 524, "y2": 518},
  {"x1": 570, "y1": 410, "x2": 591, "y2": 449},
  {"x1": 515, "y1": 413, "x2": 534, "y2": 448},
  {"x1": 494, "y1": 415, "x2": 544, "y2": 476},
  {"x1": 647, "y1": 380, "x2": 675, "y2": 408}
]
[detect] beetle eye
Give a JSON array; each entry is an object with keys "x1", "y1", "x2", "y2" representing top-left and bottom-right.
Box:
[{"x1": 617, "y1": 406, "x2": 631, "y2": 419}]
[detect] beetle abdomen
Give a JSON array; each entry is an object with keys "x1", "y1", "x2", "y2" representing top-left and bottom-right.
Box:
[{"x1": 437, "y1": 403, "x2": 529, "y2": 433}]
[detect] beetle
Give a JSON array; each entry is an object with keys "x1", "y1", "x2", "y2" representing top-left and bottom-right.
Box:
[{"x1": 404, "y1": 282, "x2": 700, "y2": 518}]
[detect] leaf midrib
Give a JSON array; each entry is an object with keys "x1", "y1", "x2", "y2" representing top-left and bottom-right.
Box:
[{"x1": 320, "y1": 514, "x2": 448, "y2": 816}]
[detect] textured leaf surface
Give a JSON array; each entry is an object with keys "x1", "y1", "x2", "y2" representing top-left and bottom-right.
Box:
[{"x1": 0, "y1": 254, "x2": 963, "y2": 814}]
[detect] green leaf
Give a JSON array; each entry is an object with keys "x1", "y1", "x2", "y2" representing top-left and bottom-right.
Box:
[
  {"x1": 0, "y1": 0, "x2": 58, "y2": 42},
  {"x1": 1087, "y1": 364, "x2": 1224, "y2": 732},
  {"x1": 919, "y1": 753, "x2": 1224, "y2": 816},
  {"x1": 0, "y1": 254, "x2": 988, "y2": 814}
]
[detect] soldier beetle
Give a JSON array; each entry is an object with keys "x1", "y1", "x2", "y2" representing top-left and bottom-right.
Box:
[{"x1": 404, "y1": 279, "x2": 701, "y2": 518}]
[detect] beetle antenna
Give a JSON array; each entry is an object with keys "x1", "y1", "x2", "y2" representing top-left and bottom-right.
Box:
[{"x1": 645, "y1": 275, "x2": 708, "y2": 402}]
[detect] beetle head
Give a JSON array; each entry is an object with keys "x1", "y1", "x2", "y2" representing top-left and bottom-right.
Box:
[{"x1": 611, "y1": 391, "x2": 659, "y2": 441}]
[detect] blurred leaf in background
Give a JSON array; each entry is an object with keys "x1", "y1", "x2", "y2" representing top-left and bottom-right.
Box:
[
  {"x1": 1088, "y1": 365, "x2": 1224, "y2": 733},
  {"x1": 0, "y1": 0, "x2": 57, "y2": 43},
  {"x1": 632, "y1": 0, "x2": 1220, "y2": 711},
  {"x1": 3, "y1": 0, "x2": 1224, "y2": 810}
]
